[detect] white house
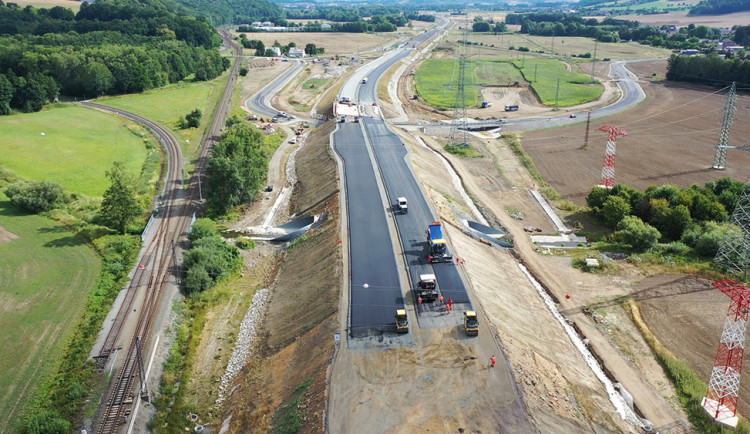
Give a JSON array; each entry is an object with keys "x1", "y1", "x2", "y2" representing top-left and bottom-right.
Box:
[
  {"x1": 271, "y1": 47, "x2": 282, "y2": 57},
  {"x1": 321, "y1": 23, "x2": 332, "y2": 30},
  {"x1": 288, "y1": 47, "x2": 305, "y2": 58}
]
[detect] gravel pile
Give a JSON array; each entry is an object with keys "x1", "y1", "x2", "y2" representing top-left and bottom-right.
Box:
[{"x1": 215, "y1": 287, "x2": 269, "y2": 406}]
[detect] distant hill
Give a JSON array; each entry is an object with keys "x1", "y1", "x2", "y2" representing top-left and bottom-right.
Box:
[{"x1": 173, "y1": 0, "x2": 284, "y2": 25}]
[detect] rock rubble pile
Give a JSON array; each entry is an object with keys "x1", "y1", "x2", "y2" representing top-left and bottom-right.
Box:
[{"x1": 215, "y1": 287, "x2": 269, "y2": 406}]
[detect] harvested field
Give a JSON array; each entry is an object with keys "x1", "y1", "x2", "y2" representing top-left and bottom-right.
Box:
[
  {"x1": 620, "y1": 10, "x2": 750, "y2": 28},
  {"x1": 522, "y1": 60, "x2": 750, "y2": 206},
  {"x1": 13, "y1": 0, "x2": 80, "y2": 10},
  {"x1": 232, "y1": 32, "x2": 401, "y2": 56}
]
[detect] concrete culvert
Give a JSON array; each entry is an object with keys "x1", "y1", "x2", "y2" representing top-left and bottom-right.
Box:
[
  {"x1": 190, "y1": 413, "x2": 199, "y2": 422},
  {"x1": 195, "y1": 425, "x2": 203, "y2": 433}
]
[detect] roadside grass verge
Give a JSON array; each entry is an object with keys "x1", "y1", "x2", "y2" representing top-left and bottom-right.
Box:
[
  {"x1": 303, "y1": 78, "x2": 330, "y2": 90},
  {"x1": 0, "y1": 194, "x2": 100, "y2": 428},
  {"x1": 504, "y1": 132, "x2": 561, "y2": 201},
  {"x1": 511, "y1": 58, "x2": 602, "y2": 106},
  {"x1": 627, "y1": 301, "x2": 750, "y2": 433},
  {"x1": 415, "y1": 59, "x2": 478, "y2": 109},
  {"x1": 0, "y1": 105, "x2": 149, "y2": 196},
  {"x1": 273, "y1": 378, "x2": 314, "y2": 433},
  {"x1": 445, "y1": 142, "x2": 483, "y2": 158}
]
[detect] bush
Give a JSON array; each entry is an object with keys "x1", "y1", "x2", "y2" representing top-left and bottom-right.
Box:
[
  {"x1": 183, "y1": 230, "x2": 242, "y2": 295},
  {"x1": 185, "y1": 108, "x2": 202, "y2": 128},
  {"x1": 5, "y1": 180, "x2": 69, "y2": 213},
  {"x1": 239, "y1": 67, "x2": 248, "y2": 76},
  {"x1": 614, "y1": 216, "x2": 660, "y2": 251},
  {"x1": 22, "y1": 411, "x2": 70, "y2": 434},
  {"x1": 602, "y1": 195, "x2": 631, "y2": 229},
  {"x1": 695, "y1": 223, "x2": 729, "y2": 258},
  {"x1": 190, "y1": 218, "x2": 217, "y2": 241},
  {"x1": 661, "y1": 241, "x2": 690, "y2": 255},
  {"x1": 236, "y1": 238, "x2": 256, "y2": 250}
]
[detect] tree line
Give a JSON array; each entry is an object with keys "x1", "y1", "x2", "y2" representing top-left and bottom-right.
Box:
[
  {"x1": 472, "y1": 16, "x2": 508, "y2": 33},
  {"x1": 667, "y1": 53, "x2": 750, "y2": 86},
  {"x1": 586, "y1": 178, "x2": 745, "y2": 254},
  {"x1": 0, "y1": 0, "x2": 228, "y2": 114},
  {"x1": 506, "y1": 12, "x2": 733, "y2": 50},
  {"x1": 689, "y1": 0, "x2": 750, "y2": 15}
]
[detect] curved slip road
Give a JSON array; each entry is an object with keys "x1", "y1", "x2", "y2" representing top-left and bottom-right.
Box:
[{"x1": 246, "y1": 59, "x2": 306, "y2": 119}]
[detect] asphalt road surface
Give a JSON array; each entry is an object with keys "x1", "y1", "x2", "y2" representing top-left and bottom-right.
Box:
[
  {"x1": 332, "y1": 123, "x2": 403, "y2": 337},
  {"x1": 361, "y1": 118, "x2": 471, "y2": 307},
  {"x1": 246, "y1": 59, "x2": 305, "y2": 119}
]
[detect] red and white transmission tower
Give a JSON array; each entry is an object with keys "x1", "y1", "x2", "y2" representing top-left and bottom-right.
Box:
[
  {"x1": 701, "y1": 279, "x2": 750, "y2": 428},
  {"x1": 597, "y1": 126, "x2": 628, "y2": 188}
]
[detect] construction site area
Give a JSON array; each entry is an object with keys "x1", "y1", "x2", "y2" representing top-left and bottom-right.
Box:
[{"x1": 139, "y1": 24, "x2": 750, "y2": 434}]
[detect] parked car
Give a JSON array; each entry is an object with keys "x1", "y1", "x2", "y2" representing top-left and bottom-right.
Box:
[
  {"x1": 265, "y1": 185, "x2": 273, "y2": 192},
  {"x1": 569, "y1": 114, "x2": 577, "y2": 118},
  {"x1": 289, "y1": 138, "x2": 297, "y2": 144}
]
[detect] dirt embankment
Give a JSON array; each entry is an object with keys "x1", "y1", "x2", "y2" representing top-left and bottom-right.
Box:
[{"x1": 224, "y1": 121, "x2": 341, "y2": 433}]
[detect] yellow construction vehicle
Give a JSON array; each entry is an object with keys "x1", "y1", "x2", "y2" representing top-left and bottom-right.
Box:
[
  {"x1": 464, "y1": 311, "x2": 478, "y2": 336},
  {"x1": 395, "y1": 309, "x2": 408, "y2": 334}
]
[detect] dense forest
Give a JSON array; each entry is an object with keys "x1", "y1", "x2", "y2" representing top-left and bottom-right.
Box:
[
  {"x1": 690, "y1": 0, "x2": 750, "y2": 15},
  {"x1": 666, "y1": 53, "x2": 750, "y2": 85},
  {"x1": 174, "y1": 0, "x2": 283, "y2": 25},
  {"x1": 0, "y1": 0, "x2": 227, "y2": 114}
]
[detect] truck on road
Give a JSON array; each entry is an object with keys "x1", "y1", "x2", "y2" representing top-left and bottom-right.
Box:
[
  {"x1": 395, "y1": 309, "x2": 408, "y2": 333},
  {"x1": 504, "y1": 105, "x2": 519, "y2": 111},
  {"x1": 416, "y1": 274, "x2": 438, "y2": 301},
  {"x1": 426, "y1": 221, "x2": 452, "y2": 263},
  {"x1": 397, "y1": 197, "x2": 408, "y2": 214},
  {"x1": 464, "y1": 311, "x2": 479, "y2": 336}
]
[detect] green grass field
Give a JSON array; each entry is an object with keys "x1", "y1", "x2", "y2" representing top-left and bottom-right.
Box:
[
  {"x1": 475, "y1": 60, "x2": 526, "y2": 85},
  {"x1": 415, "y1": 59, "x2": 479, "y2": 108},
  {"x1": 0, "y1": 105, "x2": 149, "y2": 197},
  {"x1": 99, "y1": 79, "x2": 224, "y2": 160},
  {"x1": 0, "y1": 195, "x2": 100, "y2": 426},
  {"x1": 511, "y1": 58, "x2": 603, "y2": 106}
]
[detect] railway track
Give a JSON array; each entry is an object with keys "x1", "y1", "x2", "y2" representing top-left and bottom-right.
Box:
[{"x1": 81, "y1": 29, "x2": 242, "y2": 433}]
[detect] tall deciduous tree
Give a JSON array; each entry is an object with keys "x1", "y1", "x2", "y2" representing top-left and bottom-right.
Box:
[{"x1": 100, "y1": 162, "x2": 141, "y2": 234}]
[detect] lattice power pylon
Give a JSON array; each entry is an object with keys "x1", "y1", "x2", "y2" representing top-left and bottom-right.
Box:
[
  {"x1": 712, "y1": 82, "x2": 737, "y2": 170},
  {"x1": 714, "y1": 181, "x2": 750, "y2": 277},
  {"x1": 449, "y1": 26, "x2": 471, "y2": 146},
  {"x1": 701, "y1": 279, "x2": 750, "y2": 428},
  {"x1": 597, "y1": 125, "x2": 628, "y2": 188}
]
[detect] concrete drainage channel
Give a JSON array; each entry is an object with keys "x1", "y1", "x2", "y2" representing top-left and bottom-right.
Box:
[{"x1": 409, "y1": 134, "x2": 650, "y2": 430}]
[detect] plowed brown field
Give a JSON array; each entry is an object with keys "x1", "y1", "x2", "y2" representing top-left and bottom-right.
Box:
[{"x1": 523, "y1": 60, "x2": 750, "y2": 206}]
